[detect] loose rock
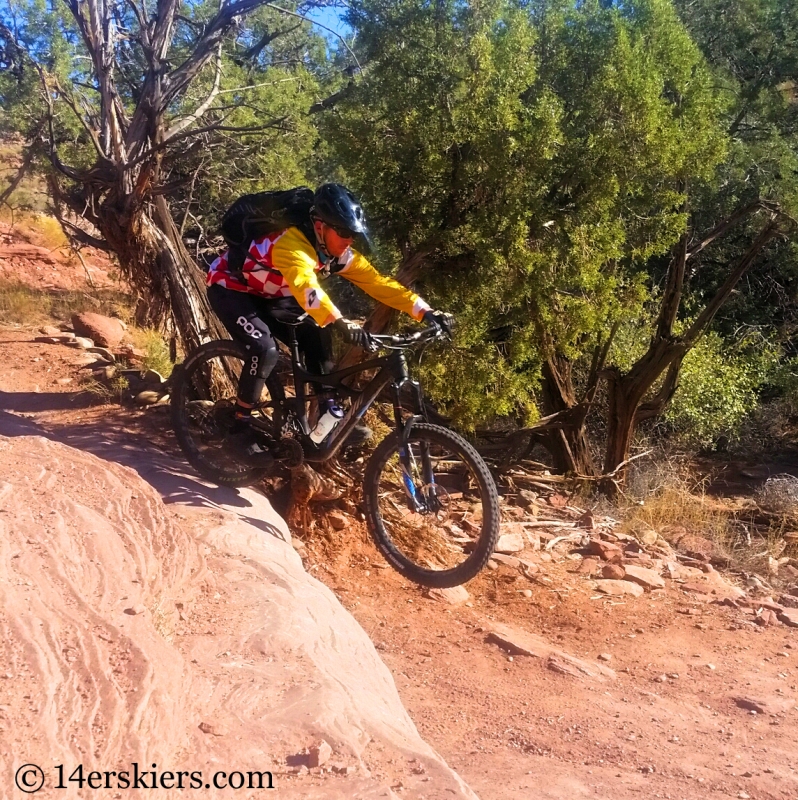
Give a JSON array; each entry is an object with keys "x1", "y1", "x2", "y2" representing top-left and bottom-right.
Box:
[
  {"x1": 756, "y1": 609, "x2": 779, "y2": 627},
  {"x1": 486, "y1": 622, "x2": 615, "y2": 681},
  {"x1": 308, "y1": 740, "x2": 333, "y2": 768},
  {"x1": 87, "y1": 346, "x2": 116, "y2": 363},
  {"x1": 427, "y1": 586, "x2": 470, "y2": 605},
  {"x1": 495, "y1": 533, "x2": 525, "y2": 554},
  {"x1": 588, "y1": 539, "x2": 623, "y2": 562},
  {"x1": 594, "y1": 579, "x2": 645, "y2": 598},
  {"x1": 492, "y1": 553, "x2": 521, "y2": 568},
  {"x1": 602, "y1": 564, "x2": 626, "y2": 580},
  {"x1": 198, "y1": 721, "x2": 227, "y2": 736},
  {"x1": 578, "y1": 558, "x2": 600, "y2": 575},
  {"x1": 622, "y1": 564, "x2": 665, "y2": 591},
  {"x1": 327, "y1": 510, "x2": 349, "y2": 530},
  {"x1": 67, "y1": 336, "x2": 95, "y2": 350}
]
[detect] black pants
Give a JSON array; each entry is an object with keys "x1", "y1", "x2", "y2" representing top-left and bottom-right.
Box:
[{"x1": 207, "y1": 284, "x2": 334, "y2": 405}]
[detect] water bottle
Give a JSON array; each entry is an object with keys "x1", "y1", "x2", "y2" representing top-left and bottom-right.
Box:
[{"x1": 309, "y1": 403, "x2": 345, "y2": 444}]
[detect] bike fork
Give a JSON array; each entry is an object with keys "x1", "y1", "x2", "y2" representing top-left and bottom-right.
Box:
[{"x1": 392, "y1": 381, "x2": 438, "y2": 513}]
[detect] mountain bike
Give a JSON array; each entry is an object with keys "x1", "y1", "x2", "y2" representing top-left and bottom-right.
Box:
[{"x1": 171, "y1": 323, "x2": 500, "y2": 588}]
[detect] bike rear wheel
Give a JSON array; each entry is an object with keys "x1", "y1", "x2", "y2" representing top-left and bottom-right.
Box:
[
  {"x1": 363, "y1": 423, "x2": 500, "y2": 588},
  {"x1": 171, "y1": 340, "x2": 285, "y2": 487}
]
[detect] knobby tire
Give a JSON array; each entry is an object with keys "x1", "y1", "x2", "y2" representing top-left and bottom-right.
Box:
[
  {"x1": 171, "y1": 340, "x2": 284, "y2": 487},
  {"x1": 363, "y1": 423, "x2": 500, "y2": 588}
]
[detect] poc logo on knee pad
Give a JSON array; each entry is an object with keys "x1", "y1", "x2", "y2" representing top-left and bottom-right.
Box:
[
  {"x1": 250, "y1": 355, "x2": 259, "y2": 376},
  {"x1": 237, "y1": 316, "x2": 262, "y2": 339}
]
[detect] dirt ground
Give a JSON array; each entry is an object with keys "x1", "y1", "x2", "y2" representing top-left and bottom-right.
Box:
[{"x1": 3, "y1": 325, "x2": 798, "y2": 800}]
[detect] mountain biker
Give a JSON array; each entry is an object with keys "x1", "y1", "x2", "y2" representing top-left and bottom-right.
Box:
[{"x1": 206, "y1": 182, "x2": 453, "y2": 466}]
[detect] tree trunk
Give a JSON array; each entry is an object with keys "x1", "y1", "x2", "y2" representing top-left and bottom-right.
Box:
[
  {"x1": 540, "y1": 355, "x2": 596, "y2": 475},
  {"x1": 95, "y1": 195, "x2": 227, "y2": 356}
]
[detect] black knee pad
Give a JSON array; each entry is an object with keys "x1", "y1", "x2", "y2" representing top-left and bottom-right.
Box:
[{"x1": 245, "y1": 342, "x2": 279, "y2": 380}]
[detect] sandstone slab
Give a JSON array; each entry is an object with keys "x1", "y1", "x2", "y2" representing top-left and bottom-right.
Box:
[
  {"x1": 0, "y1": 432, "x2": 477, "y2": 799},
  {"x1": 486, "y1": 622, "x2": 615, "y2": 681},
  {"x1": 778, "y1": 608, "x2": 798, "y2": 627}
]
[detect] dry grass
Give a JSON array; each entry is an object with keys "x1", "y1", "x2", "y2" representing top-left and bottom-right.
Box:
[
  {"x1": 80, "y1": 374, "x2": 130, "y2": 403},
  {"x1": 128, "y1": 326, "x2": 174, "y2": 379},
  {"x1": 0, "y1": 281, "x2": 132, "y2": 326},
  {"x1": 616, "y1": 463, "x2": 798, "y2": 580},
  {"x1": 621, "y1": 480, "x2": 732, "y2": 545}
]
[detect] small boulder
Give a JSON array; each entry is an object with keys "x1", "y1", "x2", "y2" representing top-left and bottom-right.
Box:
[
  {"x1": 134, "y1": 390, "x2": 162, "y2": 406},
  {"x1": 602, "y1": 563, "x2": 626, "y2": 580},
  {"x1": 72, "y1": 312, "x2": 126, "y2": 347},
  {"x1": 308, "y1": 740, "x2": 333, "y2": 768}
]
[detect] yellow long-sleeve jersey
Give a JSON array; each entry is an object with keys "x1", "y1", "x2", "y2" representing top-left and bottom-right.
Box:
[{"x1": 207, "y1": 226, "x2": 430, "y2": 327}]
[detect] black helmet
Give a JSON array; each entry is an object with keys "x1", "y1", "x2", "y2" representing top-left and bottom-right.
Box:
[{"x1": 312, "y1": 183, "x2": 368, "y2": 238}]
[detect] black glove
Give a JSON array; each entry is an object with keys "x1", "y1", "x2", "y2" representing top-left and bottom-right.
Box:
[
  {"x1": 422, "y1": 309, "x2": 455, "y2": 337},
  {"x1": 334, "y1": 317, "x2": 371, "y2": 348}
]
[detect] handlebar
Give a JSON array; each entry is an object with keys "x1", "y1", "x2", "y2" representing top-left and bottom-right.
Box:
[{"x1": 365, "y1": 325, "x2": 447, "y2": 352}]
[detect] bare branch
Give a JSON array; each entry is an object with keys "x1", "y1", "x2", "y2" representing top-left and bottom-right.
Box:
[
  {"x1": 686, "y1": 200, "x2": 775, "y2": 258},
  {"x1": 684, "y1": 216, "x2": 786, "y2": 344},
  {"x1": 0, "y1": 128, "x2": 42, "y2": 206},
  {"x1": 309, "y1": 81, "x2": 354, "y2": 114},
  {"x1": 54, "y1": 80, "x2": 106, "y2": 159},
  {"x1": 240, "y1": 22, "x2": 301, "y2": 62},
  {"x1": 265, "y1": 3, "x2": 360, "y2": 70},
  {"x1": 163, "y1": 42, "x2": 224, "y2": 141}
]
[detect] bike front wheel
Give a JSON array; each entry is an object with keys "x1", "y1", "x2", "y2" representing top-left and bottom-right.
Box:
[
  {"x1": 171, "y1": 340, "x2": 285, "y2": 487},
  {"x1": 363, "y1": 423, "x2": 500, "y2": 588}
]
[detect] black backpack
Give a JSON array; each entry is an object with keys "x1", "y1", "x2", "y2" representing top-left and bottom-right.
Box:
[{"x1": 220, "y1": 186, "x2": 316, "y2": 277}]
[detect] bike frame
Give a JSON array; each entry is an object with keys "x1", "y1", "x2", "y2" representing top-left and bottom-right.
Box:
[{"x1": 276, "y1": 326, "x2": 429, "y2": 465}]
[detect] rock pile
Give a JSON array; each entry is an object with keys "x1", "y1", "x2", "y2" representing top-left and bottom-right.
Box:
[
  {"x1": 36, "y1": 317, "x2": 170, "y2": 406},
  {"x1": 480, "y1": 488, "x2": 798, "y2": 628}
]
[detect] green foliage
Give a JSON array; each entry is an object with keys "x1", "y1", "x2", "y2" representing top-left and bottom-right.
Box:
[
  {"x1": 672, "y1": 0, "x2": 798, "y2": 336},
  {"x1": 665, "y1": 332, "x2": 779, "y2": 446},
  {"x1": 611, "y1": 319, "x2": 779, "y2": 446},
  {"x1": 323, "y1": 0, "x2": 727, "y2": 428}
]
